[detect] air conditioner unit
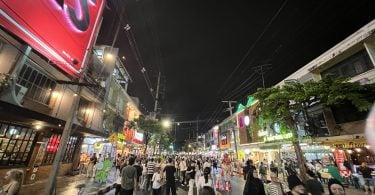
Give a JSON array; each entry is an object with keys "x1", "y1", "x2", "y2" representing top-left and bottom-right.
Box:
[{"x1": 14, "y1": 84, "x2": 28, "y2": 103}]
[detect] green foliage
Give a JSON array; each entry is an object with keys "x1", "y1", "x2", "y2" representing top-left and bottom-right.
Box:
[{"x1": 253, "y1": 76, "x2": 375, "y2": 131}]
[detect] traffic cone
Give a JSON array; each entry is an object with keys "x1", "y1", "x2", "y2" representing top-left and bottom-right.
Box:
[
  {"x1": 224, "y1": 181, "x2": 232, "y2": 192},
  {"x1": 216, "y1": 177, "x2": 222, "y2": 191}
]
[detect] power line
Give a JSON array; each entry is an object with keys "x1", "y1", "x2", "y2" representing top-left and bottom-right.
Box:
[{"x1": 216, "y1": 0, "x2": 289, "y2": 97}]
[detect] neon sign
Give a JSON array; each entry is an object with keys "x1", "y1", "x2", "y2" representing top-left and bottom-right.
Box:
[{"x1": 0, "y1": 0, "x2": 105, "y2": 77}]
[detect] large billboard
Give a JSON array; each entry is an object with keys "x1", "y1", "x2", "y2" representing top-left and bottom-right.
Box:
[{"x1": 0, "y1": 0, "x2": 105, "y2": 77}]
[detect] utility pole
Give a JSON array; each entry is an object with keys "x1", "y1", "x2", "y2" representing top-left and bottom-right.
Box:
[
  {"x1": 153, "y1": 72, "x2": 161, "y2": 119},
  {"x1": 252, "y1": 64, "x2": 272, "y2": 88},
  {"x1": 222, "y1": 100, "x2": 238, "y2": 159}
]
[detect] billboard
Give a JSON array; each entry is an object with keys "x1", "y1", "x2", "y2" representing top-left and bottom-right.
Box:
[{"x1": 0, "y1": 0, "x2": 105, "y2": 77}]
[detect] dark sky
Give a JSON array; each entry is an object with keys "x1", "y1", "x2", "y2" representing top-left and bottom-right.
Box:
[{"x1": 97, "y1": 0, "x2": 375, "y2": 139}]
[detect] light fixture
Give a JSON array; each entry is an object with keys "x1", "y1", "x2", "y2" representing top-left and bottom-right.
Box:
[
  {"x1": 244, "y1": 115, "x2": 250, "y2": 126},
  {"x1": 162, "y1": 119, "x2": 171, "y2": 128},
  {"x1": 355, "y1": 148, "x2": 361, "y2": 152},
  {"x1": 365, "y1": 145, "x2": 370, "y2": 149},
  {"x1": 73, "y1": 93, "x2": 78, "y2": 96},
  {"x1": 58, "y1": 124, "x2": 62, "y2": 127},
  {"x1": 52, "y1": 91, "x2": 60, "y2": 98},
  {"x1": 103, "y1": 109, "x2": 106, "y2": 113},
  {"x1": 35, "y1": 125, "x2": 42, "y2": 130},
  {"x1": 347, "y1": 149, "x2": 353, "y2": 154}
]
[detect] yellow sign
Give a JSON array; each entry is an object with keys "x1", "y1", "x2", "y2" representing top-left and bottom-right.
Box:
[
  {"x1": 117, "y1": 133, "x2": 125, "y2": 140},
  {"x1": 108, "y1": 133, "x2": 118, "y2": 143},
  {"x1": 238, "y1": 150, "x2": 245, "y2": 160}
]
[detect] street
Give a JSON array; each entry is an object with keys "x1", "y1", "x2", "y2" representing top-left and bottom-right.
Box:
[{"x1": 19, "y1": 167, "x2": 365, "y2": 195}]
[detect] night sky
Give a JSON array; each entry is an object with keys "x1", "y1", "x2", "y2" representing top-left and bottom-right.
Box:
[{"x1": 97, "y1": 0, "x2": 375, "y2": 143}]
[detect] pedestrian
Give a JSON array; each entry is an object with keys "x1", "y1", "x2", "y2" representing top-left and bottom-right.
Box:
[
  {"x1": 0, "y1": 169, "x2": 23, "y2": 195},
  {"x1": 186, "y1": 160, "x2": 196, "y2": 195},
  {"x1": 259, "y1": 162, "x2": 267, "y2": 183},
  {"x1": 120, "y1": 157, "x2": 138, "y2": 195},
  {"x1": 164, "y1": 157, "x2": 177, "y2": 195},
  {"x1": 140, "y1": 159, "x2": 147, "y2": 190},
  {"x1": 180, "y1": 157, "x2": 187, "y2": 185},
  {"x1": 243, "y1": 168, "x2": 266, "y2": 195},
  {"x1": 200, "y1": 186, "x2": 215, "y2": 195},
  {"x1": 152, "y1": 166, "x2": 162, "y2": 195},
  {"x1": 287, "y1": 174, "x2": 305, "y2": 195},
  {"x1": 87, "y1": 153, "x2": 97, "y2": 178},
  {"x1": 146, "y1": 158, "x2": 155, "y2": 191},
  {"x1": 265, "y1": 171, "x2": 289, "y2": 195},
  {"x1": 358, "y1": 161, "x2": 374, "y2": 194},
  {"x1": 133, "y1": 159, "x2": 143, "y2": 188},
  {"x1": 197, "y1": 167, "x2": 213, "y2": 194},
  {"x1": 270, "y1": 161, "x2": 278, "y2": 176},
  {"x1": 212, "y1": 159, "x2": 218, "y2": 173},
  {"x1": 327, "y1": 179, "x2": 346, "y2": 195},
  {"x1": 115, "y1": 154, "x2": 122, "y2": 177},
  {"x1": 305, "y1": 170, "x2": 324, "y2": 195}
]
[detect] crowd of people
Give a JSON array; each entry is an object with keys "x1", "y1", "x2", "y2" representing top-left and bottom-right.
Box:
[
  {"x1": 112, "y1": 153, "x2": 219, "y2": 195},
  {"x1": 111, "y1": 153, "x2": 370, "y2": 195}
]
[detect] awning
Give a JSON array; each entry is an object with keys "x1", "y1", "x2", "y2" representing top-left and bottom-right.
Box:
[{"x1": 0, "y1": 100, "x2": 108, "y2": 137}]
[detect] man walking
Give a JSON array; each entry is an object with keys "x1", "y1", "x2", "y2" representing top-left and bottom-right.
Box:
[
  {"x1": 164, "y1": 158, "x2": 177, "y2": 195},
  {"x1": 120, "y1": 157, "x2": 138, "y2": 195},
  {"x1": 179, "y1": 157, "x2": 187, "y2": 185},
  {"x1": 146, "y1": 158, "x2": 156, "y2": 191}
]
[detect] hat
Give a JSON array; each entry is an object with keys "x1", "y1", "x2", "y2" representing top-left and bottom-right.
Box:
[
  {"x1": 287, "y1": 175, "x2": 304, "y2": 190},
  {"x1": 328, "y1": 179, "x2": 344, "y2": 195}
]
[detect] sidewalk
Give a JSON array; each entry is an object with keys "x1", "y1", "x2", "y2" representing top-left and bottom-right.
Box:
[{"x1": 20, "y1": 167, "x2": 117, "y2": 195}]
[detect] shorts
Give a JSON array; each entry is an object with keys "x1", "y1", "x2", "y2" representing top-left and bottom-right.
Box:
[{"x1": 364, "y1": 178, "x2": 374, "y2": 186}]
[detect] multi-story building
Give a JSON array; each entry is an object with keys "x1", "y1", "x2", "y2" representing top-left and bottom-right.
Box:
[
  {"x1": 0, "y1": 0, "x2": 131, "y2": 184},
  {"x1": 212, "y1": 19, "x2": 375, "y2": 168}
]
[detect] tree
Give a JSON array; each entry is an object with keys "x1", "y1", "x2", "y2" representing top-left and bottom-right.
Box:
[
  {"x1": 135, "y1": 116, "x2": 162, "y2": 155},
  {"x1": 253, "y1": 76, "x2": 375, "y2": 181}
]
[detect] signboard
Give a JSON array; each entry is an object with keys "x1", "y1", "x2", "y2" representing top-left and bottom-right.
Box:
[
  {"x1": 0, "y1": 0, "x2": 105, "y2": 77},
  {"x1": 133, "y1": 131, "x2": 144, "y2": 144},
  {"x1": 264, "y1": 132, "x2": 293, "y2": 142},
  {"x1": 108, "y1": 133, "x2": 118, "y2": 143},
  {"x1": 333, "y1": 149, "x2": 350, "y2": 176}
]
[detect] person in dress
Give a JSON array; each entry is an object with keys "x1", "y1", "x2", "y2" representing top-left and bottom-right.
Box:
[{"x1": 0, "y1": 169, "x2": 23, "y2": 195}]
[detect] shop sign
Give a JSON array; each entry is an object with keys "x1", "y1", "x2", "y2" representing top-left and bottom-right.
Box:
[
  {"x1": 333, "y1": 142, "x2": 367, "y2": 149},
  {"x1": 133, "y1": 131, "x2": 144, "y2": 144},
  {"x1": 264, "y1": 133, "x2": 293, "y2": 142},
  {"x1": 0, "y1": 0, "x2": 105, "y2": 77}
]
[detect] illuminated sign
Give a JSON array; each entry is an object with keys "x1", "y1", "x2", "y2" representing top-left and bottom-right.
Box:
[
  {"x1": 264, "y1": 133, "x2": 293, "y2": 142},
  {"x1": 0, "y1": 0, "x2": 105, "y2": 77}
]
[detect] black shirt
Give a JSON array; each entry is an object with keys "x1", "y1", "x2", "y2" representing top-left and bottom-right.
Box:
[
  {"x1": 164, "y1": 165, "x2": 176, "y2": 183},
  {"x1": 305, "y1": 179, "x2": 324, "y2": 195},
  {"x1": 187, "y1": 166, "x2": 196, "y2": 179},
  {"x1": 359, "y1": 166, "x2": 374, "y2": 178}
]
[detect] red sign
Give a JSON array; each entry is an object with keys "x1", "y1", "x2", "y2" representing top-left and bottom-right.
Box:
[
  {"x1": 0, "y1": 0, "x2": 105, "y2": 77},
  {"x1": 333, "y1": 149, "x2": 350, "y2": 176}
]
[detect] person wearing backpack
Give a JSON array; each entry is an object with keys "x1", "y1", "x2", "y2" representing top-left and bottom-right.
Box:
[{"x1": 120, "y1": 157, "x2": 138, "y2": 195}]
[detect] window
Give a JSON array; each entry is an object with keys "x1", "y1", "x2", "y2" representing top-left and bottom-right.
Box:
[
  {"x1": 17, "y1": 60, "x2": 57, "y2": 105},
  {"x1": 0, "y1": 123, "x2": 37, "y2": 166},
  {"x1": 42, "y1": 135, "x2": 78, "y2": 165},
  {"x1": 322, "y1": 50, "x2": 374, "y2": 78}
]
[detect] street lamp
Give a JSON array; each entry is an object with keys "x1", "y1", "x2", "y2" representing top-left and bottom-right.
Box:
[{"x1": 162, "y1": 119, "x2": 171, "y2": 128}]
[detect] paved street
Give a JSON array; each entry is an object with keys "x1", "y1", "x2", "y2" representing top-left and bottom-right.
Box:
[{"x1": 20, "y1": 167, "x2": 365, "y2": 195}]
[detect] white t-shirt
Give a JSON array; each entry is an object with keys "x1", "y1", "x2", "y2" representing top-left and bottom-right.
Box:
[
  {"x1": 203, "y1": 162, "x2": 211, "y2": 170},
  {"x1": 152, "y1": 172, "x2": 162, "y2": 189},
  {"x1": 180, "y1": 160, "x2": 187, "y2": 171},
  {"x1": 197, "y1": 176, "x2": 213, "y2": 190}
]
